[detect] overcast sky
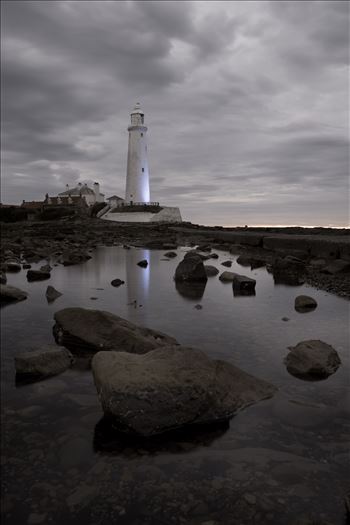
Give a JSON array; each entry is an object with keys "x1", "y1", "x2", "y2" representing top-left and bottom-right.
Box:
[{"x1": 1, "y1": 1, "x2": 349, "y2": 226}]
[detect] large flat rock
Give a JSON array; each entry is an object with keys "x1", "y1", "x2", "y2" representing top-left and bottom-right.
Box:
[
  {"x1": 92, "y1": 345, "x2": 277, "y2": 436},
  {"x1": 15, "y1": 345, "x2": 74, "y2": 380},
  {"x1": 53, "y1": 308, "x2": 178, "y2": 355},
  {"x1": 0, "y1": 284, "x2": 28, "y2": 303}
]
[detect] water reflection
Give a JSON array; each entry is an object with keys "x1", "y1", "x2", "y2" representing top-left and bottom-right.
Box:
[
  {"x1": 175, "y1": 280, "x2": 207, "y2": 301},
  {"x1": 125, "y1": 249, "x2": 150, "y2": 307},
  {"x1": 93, "y1": 416, "x2": 229, "y2": 456}
]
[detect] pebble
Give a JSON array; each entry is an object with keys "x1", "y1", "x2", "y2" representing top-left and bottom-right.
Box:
[{"x1": 244, "y1": 493, "x2": 256, "y2": 505}]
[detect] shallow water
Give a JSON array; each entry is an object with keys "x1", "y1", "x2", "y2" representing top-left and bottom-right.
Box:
[{"x1": 1, "y1": 246, "x2": 349, "y2": 525}]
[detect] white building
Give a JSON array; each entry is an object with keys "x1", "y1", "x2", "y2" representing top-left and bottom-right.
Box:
[
  {"x1": 125, "y1": 102, "x2": 150, "y2": 204},
  {"x1": 100, "y1": 103, "x2": 182, "y2": 223},
  {"x1": 58, "y1": 182, "x2": 104, "y2": 207}
]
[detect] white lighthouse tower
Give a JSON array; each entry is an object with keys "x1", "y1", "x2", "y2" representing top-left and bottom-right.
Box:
[{"x1": 125, "y1": 102, "x2": 150, "y2": 204}]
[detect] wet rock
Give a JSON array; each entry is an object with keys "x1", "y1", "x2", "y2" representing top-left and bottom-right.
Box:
[
  {"x1": 294, "y1": 295, "x2": 317, "y2": 312},
  {"x1": 5, "y1": 261, "x2": 21, "y2": 272},
  {"x1": 236, "y1": 255, "x2": 251, "y2": 267},
  {"x1": 209, "y1": 252, "x2": 219, "y2": 259},
  {"x1": 53, "y1": 307, "x2": 178, "y2": 355},
  {"x1": 204, "y1": 265, "x2": 219, "y2": 277},
  {"x1": 15, "y1": 345, "x2": 74, "y2": 380},
  {"x1": 194, "y1": 304, "x2": 203, "y2": 310},
  {"x1": 46, "y1": 285, "x2": 62, "y2": 302},
  {"x1": 22, "y1": 263, "x2": 31, "y2": 269},
  {"x1": 40, "y1": 263, "x2": 52, "y2": 273},
  {"x1": 322, "y1": 259, "x2": 350, "y2": 274},
  {"x1": 285, "y1": 340, "x2": 341, "y2": 379},
  {"x1": 27, "y1": 269, "x2": 51, "y2": 282},
  {"x1": 0, "y1": 284, "x2": 28, "y2": 303},
  {"x1": 281, "y1": 317, "x2": 290, "y2": 322},
  {"x1": 221, "y1": 260, "x2": 232, "y2": 267},
  {"x1": 237, "y1": 255, "x2": 265, "y2": 269},
  {"x1": 92, "y1": 345, "x2": 277, "y2": 436},
  {"x1": 196, "y1": 244, "x2": 212, "y2": 252},
  {"x1": 232, "y1": 273, "x2": 256, "y2": 293},
  {"x1": 137, "y1": 259, "x2": 148, "y2": 268},
  {"x1": 164, "y1": 251, "x2": 177, "y2": 258},
  {"x1": 0, "y1": 271, "x2": 7, "y2": 284},
  {"x1": 111, "y1": 278, "x2": 125, "y2": 287},
  {"x1": 60, "y1": 251, "x2": 91, "y2": 266},
  {"x1": 219, "y1": 271, "x2": 235, "y2": 282},
  {"x1": 174, "y1": 254, "x2": 208, "y2": 282}
]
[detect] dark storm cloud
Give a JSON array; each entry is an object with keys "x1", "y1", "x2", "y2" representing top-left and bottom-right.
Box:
[{"x1": 1, "y1": 1, "x2": 348, "y2": 226}]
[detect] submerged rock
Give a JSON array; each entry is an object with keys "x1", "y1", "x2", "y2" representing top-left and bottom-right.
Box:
[
  {"x1": 53, "y1": 307, "x2": 178, "y2": 355},
  {"x1": 15, "y1": 345, "x2": 74, "y2": 380},
  {"x1": 285, "y1": 340, "x2": 341, "y2": 379},
  {"x1": 174, "y1": 254, "x2": 207, "y2": 282},
  {"x1": 27, "y1": 269, "x2": 51, "y2": 282},
  {"x1": 219, "y1": 271, "x2": 235, "y2": 282},
  {"x1": 175, "y1": 280, "x2": 207, "y2": 300},
  {"x1": 46, "y1": 285, "x2": 63, "y2": 303},
  {"x1": 0, "y1": 284, "x2": 28, "y2": 303},
  {"x1": 92, "y1": 345, "x2": 277, "y2": 437},
  {"x1": 163, "y1": 251, "x2": 177, "y2": 258},
  {"x1": 295, "y1": 295, "x2": 317, "y2": 312}
]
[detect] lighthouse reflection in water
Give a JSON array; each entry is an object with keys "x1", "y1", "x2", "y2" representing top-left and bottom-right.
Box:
[{"x1": 125, "y1": 249, "x2": 150, "y2": 310}]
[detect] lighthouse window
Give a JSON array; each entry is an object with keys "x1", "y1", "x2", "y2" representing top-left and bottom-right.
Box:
[
  {"x1": 141, "y1": 133, "x2": 143, "y2": 137},
  {"x1": 142, "y1": 168, "x2": 144, "y2": 172}
]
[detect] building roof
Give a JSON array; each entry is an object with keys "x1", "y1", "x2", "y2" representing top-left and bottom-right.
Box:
[
  {"x1": 59, "y1": 185, "x2": 95, "y2": 196},
  {"x1": 107, "y1": 195, "x2": 124, "y2": 201}
]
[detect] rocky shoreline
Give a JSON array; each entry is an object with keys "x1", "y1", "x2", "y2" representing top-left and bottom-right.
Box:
[{"x1": 1, "y1": 217, "x2": 349, "y2": 298}]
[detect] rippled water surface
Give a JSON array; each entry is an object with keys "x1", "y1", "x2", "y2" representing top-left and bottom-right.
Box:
[{"x1": 1, "y1": 246, "x2": 349, "y2": 525}]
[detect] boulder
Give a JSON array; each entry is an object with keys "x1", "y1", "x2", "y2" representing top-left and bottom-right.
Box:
[
  {"x1": 285, "y1": 340, "x2": 341, "y2": 379},
  {"x1": 295, "y1": 295, "x2": 317, "y2": 313},
  {"x1": 163, "y1": 251, "x2": 177, "y2": 258},
  {"x1": 111, "y1": 278, "x2": 125, "y2": 287},
  {"x1": 15, "y1": 345, "x2": 74, "y2": 380},
  {"x1": 209, "y1": 253, "x2": 219, "y2": 259},
  {"x1": 92, "y1": 345, "x2": 277, "y2": 436},
  {"x1": 46, "y1": 285, "x2": 62, "y2": 303},
  {"x1": 221, "y1": 260, "x2": 232, "y2": 267},
  {"x1": 232, "y1": 273, "x2": 256, "y2": 293},
  {"x1": 322, "y1": 259, "x2": 350, "y2": 274},
  {"x1": 53, "y1": 308, "x2": 178, "y2": 356},
  {"x1": 27, "y1": 269, "x2": 51, "y2": 282},
  {"x1": 174, "y1": 254, "x2": 207, "y2": 282},
  {"x1": 236, "y1": 255, "x2": 251, "y2": 267},
  {"x1": 5, "y1": 261, "x2": 21, "y2": 273},
  {"x1": 204, "y1": 265, "x2": 219, "y2": 277},
  {"x1": 175, "y1": 280, "x2": 207, "y2": 300},
  {"x1": 0, "y1": 284, "x2": 28, "y2": 303},
  {"x1": 219, "y1": 271, "x2": 235, "y2": 282},
  {"x1": 137, "y1": 259, "x2": 148, "y2": 268}
]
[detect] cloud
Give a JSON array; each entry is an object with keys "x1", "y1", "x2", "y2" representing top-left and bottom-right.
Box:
[{"x1": 1, "y1": 0, "x2": 348, "y2": 226}]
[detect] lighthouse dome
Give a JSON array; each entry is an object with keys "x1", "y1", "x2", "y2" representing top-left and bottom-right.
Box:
[{"x1": 131, "y1": 102, "x2": 143, "y2": 115}]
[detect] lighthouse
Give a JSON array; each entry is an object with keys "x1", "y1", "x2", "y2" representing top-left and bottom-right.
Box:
[{"x1": 125, "y1": 102, "x2": 150, "y2": 204}]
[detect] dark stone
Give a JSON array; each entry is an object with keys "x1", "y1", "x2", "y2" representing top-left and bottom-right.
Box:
[
  {"x1": 27, "y1": 270, "x2": 51, "y2": 282},
  {"x1": 174, "y1": 254, "x2": 208, "y2": 282},
  {"x1": 15, "y1": 345, "x2": 74, "y2": 380},
  {"x1": 137, "y1": 259, "x2": 148, "y2": 268},
  {"x1": 285, "y1": 340, "x2": 341, "y2": 379},
  {"x1": 22, "y1": 263, "x2": 31, "y2": 269},
  {"x1": 46, "y1": 285, "x2": 63, "y2": 303},
  {"x1": 232, "y1": 273, "x2": 256, "y2": 292},
  {"x1": 5, "y1": 262, "x2": 21, "y2": 273},
  {"x1": 221, "y1": 260, "x2": 232, "y2": 267},
  {"x1": 111, "y1": 279, "x2": 125, "y2": 287},
  {"x1": 204, "y1": 265, "x2": 219, "y2": 277},
  {"x1": 175, "y1": 280, "x2": 207, "y2": 300},
  {"x1": 53, "y1": 307, "x2": 178, "y2": 356},
  {"x1": 0, "y1": 284, "x2": 28, "y2": 303},
  {"x1": 295, "y1": 295, "x2": 317, "y2": 313},
  {"x1": 0, "y1": 272, "x2": 7, "y2": 284},
  {"x1": 163, "y1": 251, "x2": 177, "y2": 258},
  {"x1": 92, "y1": 345, "x2": 277, "y2": 436}
]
